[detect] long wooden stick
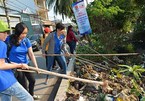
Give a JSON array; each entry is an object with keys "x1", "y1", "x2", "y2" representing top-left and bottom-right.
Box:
[
  {"x1": 20, "y1": 66, "x2": 104, "y2": 86},
  {"x1": 17, "y1": 69, "x2": 43, "y2": 73},
  {"x1": 35, "y1": 53, "x2": 139, "y2": 57}
]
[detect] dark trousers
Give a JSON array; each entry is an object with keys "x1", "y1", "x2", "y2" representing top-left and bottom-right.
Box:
[
  {"x1": 46, "y1": 55, "x2": 67, "y2": 74},
  {"x1": 67, "y1": 41, "x2": 76, "y2": 54},
  {"x1": 45, "y1": 51, "x2": 56, "y2": 68},
  {"x1": 16, "y1": 71, "x2": 35, "y2": 96}
]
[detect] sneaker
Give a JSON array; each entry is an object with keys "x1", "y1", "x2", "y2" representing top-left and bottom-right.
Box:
[
  {"x1": 44, "y1": 81, "x2": 48, "y2": 85},
  {"x1": 44, "y1": 79, "x2": 48, "y2": 85},
  {"x1": 33, "y1": 95, "x2": 40, "y2": 100},
  {"x1": 52, "y1": 66, "x2": 59, "y2": 70}
]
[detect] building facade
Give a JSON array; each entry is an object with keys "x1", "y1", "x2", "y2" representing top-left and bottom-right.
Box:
[{"x1": 34, "y1": 0, "x2": 54, "y2": 26}]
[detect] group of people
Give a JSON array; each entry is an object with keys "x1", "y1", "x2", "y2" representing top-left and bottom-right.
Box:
[
  {"x1": 0, "y1": 21, "x2": 36, "y2": 101},
  {"x1": 0, "y1": 20, "x2": 78, "y2": 101}
]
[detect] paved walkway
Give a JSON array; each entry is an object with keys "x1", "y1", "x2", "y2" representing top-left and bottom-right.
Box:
[
  {"x1": 12, "y1": 75, "x2": 57, "y2": 101},
  {"x1": 12, "y1": 51, "x2": 56, "y2": 101}
]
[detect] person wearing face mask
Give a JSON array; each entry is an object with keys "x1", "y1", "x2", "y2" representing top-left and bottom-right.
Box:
[
  {"x1": 0, "y1": 20, "x2": 33, "y2": 101},
  {"x1": 5, "y1": 22, "x2": 40, "y2": 100},
  {"x1": 42, "y1": 23, "x2": 70, "y2": 84}
]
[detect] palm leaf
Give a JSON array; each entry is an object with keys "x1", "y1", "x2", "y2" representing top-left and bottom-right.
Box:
[
  {"x1": 118, "y1": 64, "x2": 132, "y2": 69},
  {"x1": 47, "y1": 0, "x2": 76, "y2": 18}
]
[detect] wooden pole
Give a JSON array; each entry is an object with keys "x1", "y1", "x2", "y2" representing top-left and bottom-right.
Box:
[
  {"x1": 38, "y1": 53, "x2": 139, "y2": 57},
  {"x1": 17, "y1": 69, "x2": 43, "y2": 73},
  {"x1": 19, "y1": 66, "x2": 105, "y2": 86}
]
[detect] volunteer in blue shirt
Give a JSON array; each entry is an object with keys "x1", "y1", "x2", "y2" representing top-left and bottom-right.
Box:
[
  {"x1": 42, "y1": 23, "x2": 70, "y2": 84},
  {"x1": 6, "y1": 22, "x2": 40, "y2": 100},
  {"x1": 0, "y1": 20, "x2": 33, "y2": 101}
]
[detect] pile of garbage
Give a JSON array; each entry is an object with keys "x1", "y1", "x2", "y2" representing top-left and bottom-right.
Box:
[{"x1": 65, "y1": 62, "x2": 145, "y2": 101}]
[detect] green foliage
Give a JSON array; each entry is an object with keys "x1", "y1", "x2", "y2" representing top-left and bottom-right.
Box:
[
  {"x1": 76, "y1": 43, "x2": 105, "y2": 62},
  {"x1": 87, "y1": 0, "x2": 123, "y2": 33},
  {"x1": 87, "y1": 0, "x2": 123, "y2": 19},
  {"x1": 119, "y1": 65, "x2": 145, "y2": 80},
  {"x1": 111, "y1": 65, "x2": 144, "y2": 96},
  {"x1": 87, "y1": 0, "x2": 144, "y2": 34},
  {"x1": 130, "y1": 88, "x2": 140, "y2": 96},
  {"x1": 123, "y1": 20, "x2": 133, "y2": 32},
  {"x1": 131, "y1": 79, "x2": 144, "y2": 96},
  {"x1": 126, "y1": 43, "x2": 135, "y2": 53},
  {"x1": 140, "y1": 96, "x2": 145, "y2": 101},
  {"x1": 76, "y1": 33, "x2": 119, "y2": 62},
  {"x1": 46, "y1": 0, "x2": 76, "y2": 18}
]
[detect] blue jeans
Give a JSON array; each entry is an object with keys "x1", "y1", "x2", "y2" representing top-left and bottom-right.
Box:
[
  {"x1": 0, "y1": 82, "x2": 33, "y2": 101},
  {"x1": 46, "y1": 55, "x2": 67, "y2": 74}
]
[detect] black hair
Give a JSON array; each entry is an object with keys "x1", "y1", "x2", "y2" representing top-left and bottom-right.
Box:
[
  {"x1": 49, "y1": 23, "x2": 65, "y2": 35},
  {"x1": 56, "y1": 23, "x2": 65, "y2": 30},
  {"x1": 10, "y1": 22, "x2": 28, "y2": 46}
]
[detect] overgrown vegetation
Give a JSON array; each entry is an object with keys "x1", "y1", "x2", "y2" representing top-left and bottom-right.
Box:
[{"x1": 76, "y1": 0, "x2": 145, "y2": 66}]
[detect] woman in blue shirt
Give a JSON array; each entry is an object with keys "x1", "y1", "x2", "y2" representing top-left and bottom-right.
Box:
[
  {"x1": 42, "y1": 23, "x2": 70, "y2": 84},
  {"x1": 0, "y1": 20, "x2": 33, "y2": 101},
  {"x1": 6, "y1": 22, "x2": 40, "y2": 100}
]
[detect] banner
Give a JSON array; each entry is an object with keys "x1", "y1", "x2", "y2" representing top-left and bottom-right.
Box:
[{"x1": 72, "y1": 0, "x2": 92, "y2": 35}]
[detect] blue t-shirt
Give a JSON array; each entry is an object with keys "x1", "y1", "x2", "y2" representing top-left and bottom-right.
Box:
[
  {"x1": 54, "y1": 33, "x2": 65, "y2": 54},
  {"x1": 8, "y1": 37, "x2": 32, "y2": 64},
  {"x1": 0, "y1": 40, "x2": 17, "y2": 92}
]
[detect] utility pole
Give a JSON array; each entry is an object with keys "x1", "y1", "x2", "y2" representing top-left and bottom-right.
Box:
[
  {"x1": 3, "y1": 0, "x2": 11, "y2": 29},
  {"x1": 85, "y1": 0, "x2": 89, "y2": 5}
]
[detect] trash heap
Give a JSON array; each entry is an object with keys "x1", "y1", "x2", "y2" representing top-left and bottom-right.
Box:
[{"x1": 65, "y1": 62, "x2": 145, "y2": 101}]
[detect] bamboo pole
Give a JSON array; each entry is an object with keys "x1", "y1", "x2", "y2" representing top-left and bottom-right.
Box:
[
  {"x1": 18, "y1": 66, "x2": 105, "y2": 86},
  {"x1": 37, "y1": 53, "x2": 139, "y2": 57},
  {"x1": 17, "y1": 69, "x2": 43, "y2": 73}
]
